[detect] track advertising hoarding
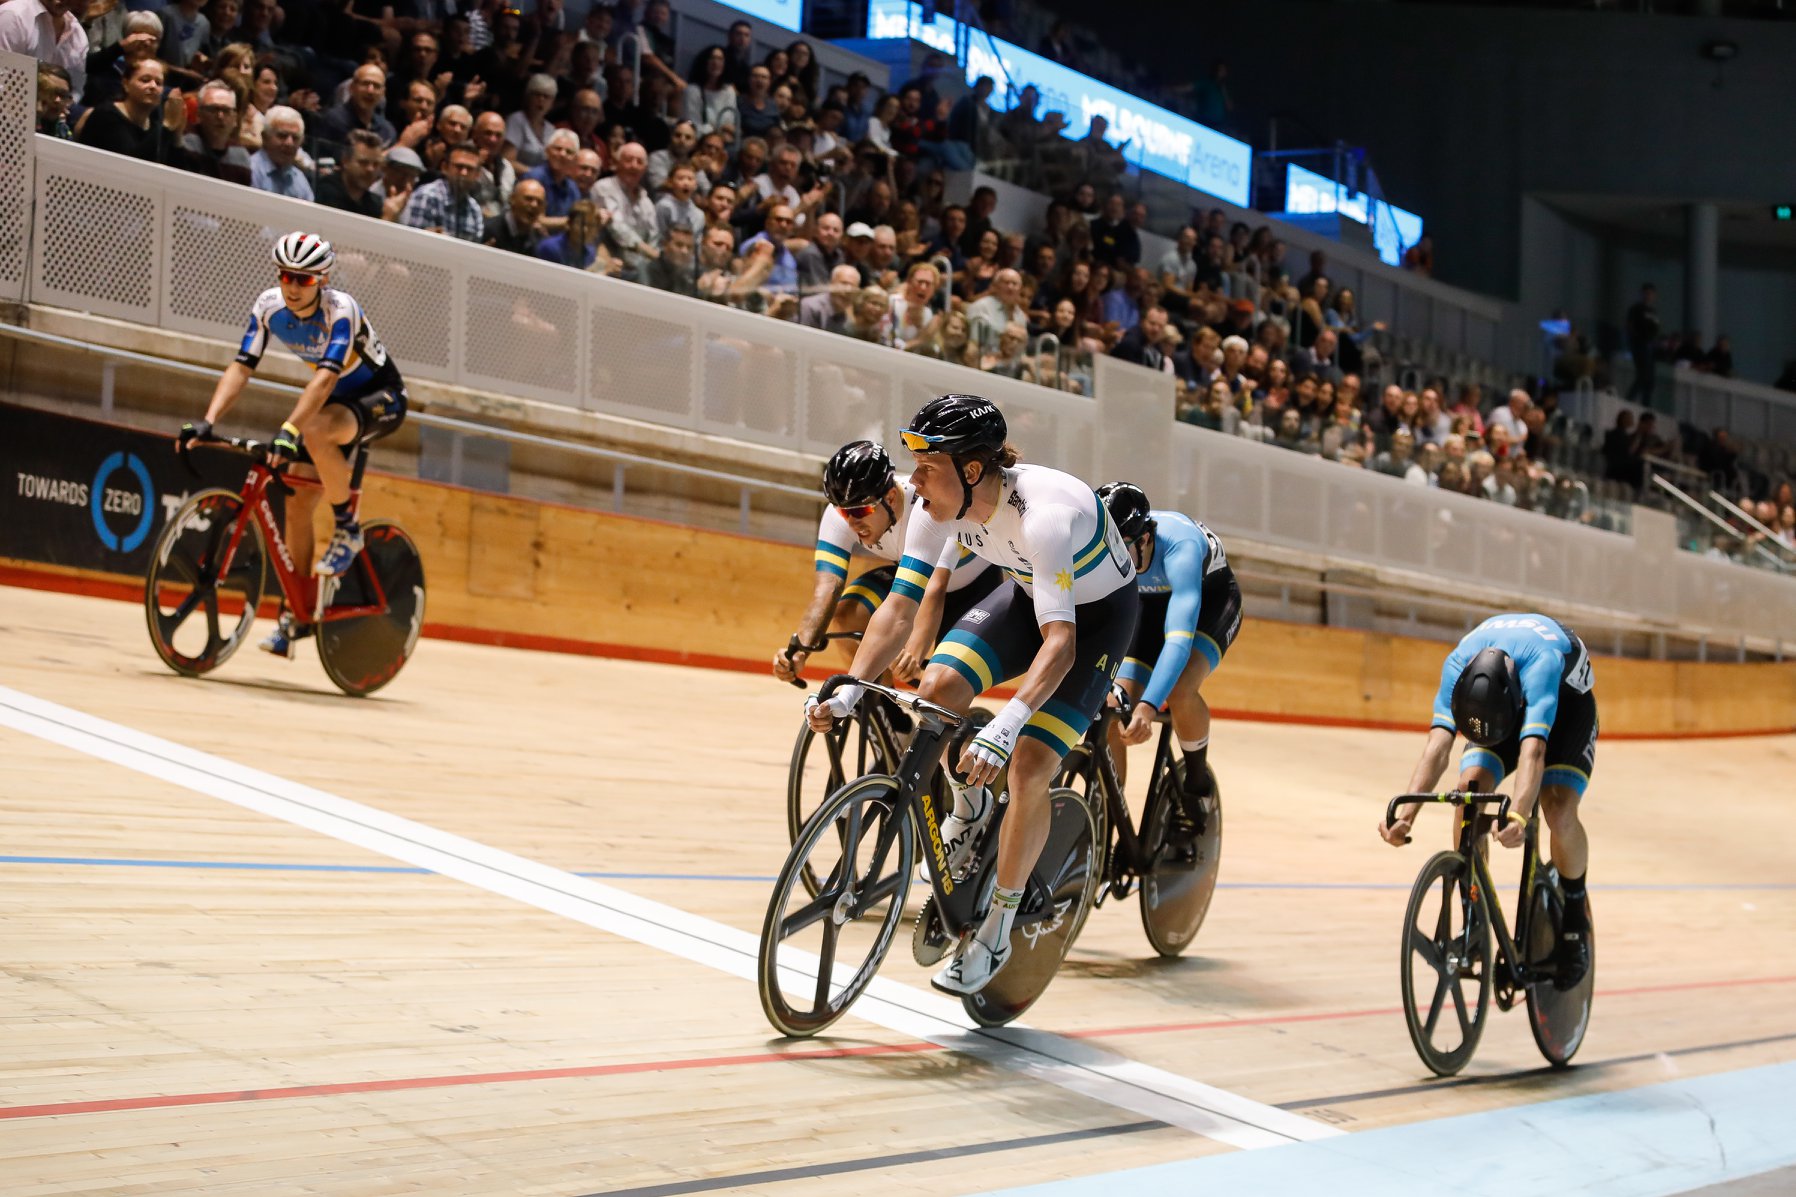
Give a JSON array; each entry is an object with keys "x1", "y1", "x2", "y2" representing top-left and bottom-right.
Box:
[{"x1": 865, "y1": 0, "x2": 1252, "y2": 207}]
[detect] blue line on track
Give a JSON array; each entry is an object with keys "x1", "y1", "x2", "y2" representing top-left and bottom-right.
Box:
[{"x1": 3, "y1": 857, "x2": 1794, "y2": 891}]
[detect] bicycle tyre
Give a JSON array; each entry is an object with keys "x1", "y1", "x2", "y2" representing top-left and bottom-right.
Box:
[
  {"x1": 316, "y1": 521, "x2": 426, "y2": 697},
  {"x1": 143, "y1": 488, "x2": 267, "y2": 678},
  {"x1": 1137, "y1": 762, "x2": 1222, "y2": 958},
  {"x1": 1524, "y1": 869, "x2": 1594, "y2": 1067},
  {"x1": 961, "y1": 785, "x2": 1100, "y2": 1028},
  {"x1": 786, "y1": 703, "x2": 901, "y2": 898},
  {"x1": 1400, "y1": 850, "x2": 1493, "y2": 1077},
  {"x1": 758, "y1": 775, "x2": 915, "y2": 1037}
]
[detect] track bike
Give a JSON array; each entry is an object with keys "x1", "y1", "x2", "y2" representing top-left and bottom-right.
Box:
[
  {"x1": 1387, "y1": 790, "x2": 1596, "y2": 1076},
  {"x1": 145, "y1": 436, "x2": 425, "y2": 697},
  {"x1": 1056, "y1": 697, "x2": 1222, "y2": 956},
  {"x1": 758, "y1": 676, "x2": 1100, "y2": 1035}
]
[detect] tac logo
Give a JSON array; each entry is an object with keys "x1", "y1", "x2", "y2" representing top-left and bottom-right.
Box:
[{"x1": 91, "y1": 451, "x2": 155, "y2": 552}]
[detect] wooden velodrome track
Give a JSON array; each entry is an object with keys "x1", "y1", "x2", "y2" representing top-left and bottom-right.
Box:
[{"x1": 2, "y1": 579, "x2": 1795, "y2": 1196}]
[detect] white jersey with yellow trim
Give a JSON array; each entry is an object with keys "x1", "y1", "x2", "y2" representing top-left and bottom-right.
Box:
[
  {"x1": 812, "y1": 481, "x2": 985, "y2": 590},
  {"x1": 901, "y1": 464, "x2": 1135, "y2": 625}
]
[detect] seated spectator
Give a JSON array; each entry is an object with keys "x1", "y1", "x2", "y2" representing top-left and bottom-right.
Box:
[
  {"x1": 1179, "y1": 378, "x2": 1235, "y2": 433},
  {"x1": 391, "y1": 78, "x2": 439, "y2": 154},
  {"x1": 77, "y1": 55, "x2": 181, "y2": 163},
  {"x1": 556, "y1": 87, "x2": 607, "y2": 156},
  {"x1": 938, "y1": 74, "x2": 993, "y2": 171},
  {"x1": 1111, "y1": 304, "x2": 1173, "y2": 373},
  {"x1": 750, "y1": 143, "x2": 824, "y2": 229},
  {"x1": 1487, "y1": 388, "x2": 1531, "y2": 442},
  {"x1": 738, "y1": 202, "x2": 800, "y2": 294},
  {"x1": 721, "y1": 19, "x2": 755, "y2": 90},
  {"x1": 1450, "y1": 383, "x2": 1486, "y2": 436},
  {"x1": 505, "y1": 74, "x2": 559, "y2": 168},
  {"x1": 1158, "y1": 226, "x2": 1199, "y2": 315},
  {"x1": 1089, "y1": 192, "x2": 1140, "y2": 267},
  {"x1": 865, "y1": 225, "x2": 900, "y2": 290},
  {"x1": 316, "y1": 63, "x2": 395, "y2": 149},
  {"x1": 81, "y1": 10, "x2": 162, "y2": 110},
  {"x1": 647, "y1": 118, "x2": 699, "y2": 191},
  {"x1": 967, "y1": 268, "x2": 1027, "y2": 350},
  {"x1": 695, "y1": 225, "x2": 745, "y2": 302},
  {"x1": 1698, "y1": 427, "x2": 1740, "y2": 488},
  {"x1": 1486, "y1": 455, "x2": 1521, "y2": 505},
  {"x1": 245, "y1": 103, "x2": 310, "y2": 196},
  {"x1": 486, "y1": 177, "x2": 546, "y2": 256},
  {"x1": 400, "y1": 142, "x2": 486, "y2": 241},
  {"x1": 983, "y1": 322, "x2": 1033, "y2": 380},
  {"x1": 957, "y1": 227, "x2": 1001, "y2": 300},
  {"x1": 593, "y1": 141, "x2": 661, "y2": 279},
  {"x1": 655, "y1": 163, "x2": 707, "y2": 244},
  {"x1": 1075, "y1": 113, "x2": 1127, "y2": 185},
  {"x1": 1101, "y1": 265, "x2": 1151, "y2": 332},
  {"x1": 888, "y1": 261, "x2": 942, "y2": 349},
  {"x1": 160, "y1": 0, "x2": 209, "y2": 70},
  {"x1": 1414, "y1": 386, "x2": 1451, "y2": 446},
  {"x1": 1272, "y1": 407, "x2": 1319, "y2": 455},
  {"x1": 705, "y1": 182, "x2": 739, "y2": 232},
  {"x1": 176, "y1": 78, "x2": 252, "y2": 183},
  {"x1": 842, "y1": 285, "x2": 890, "y2": 343},
  {"x1": 37, "y1": 65, "x2": 74, "y2": 137},
  {"x1": 1290, "y1": 327, "x2": 1343, "y2": 385},
  {"x1": 524, "y1": 128, "x2": 583, "y2": 225},
  {"x1": 800, "y1": 263, "x2": 861, "y2": 334},
  {"x1": 538, "y1": 200, "x2": 615, "y2": 273},
  {"x1": 996, "y1": 83, "x2": 1042, "y2": 152},
  {"x1": 909, "y1": 308, "x2": 978, "y2": 368},
  {"x1": 645, "y1": 224, "x2": 699, "y2": 296},
  {"x1": 795, "y1": 211, "x2": 846, "y2": 294},
  {"x1": 1372, "y1": 429, "x2": 1428, "y2": 484},
  {"x1": 735, "y1": 64, "x2": 780, "y2": 140},
  {"x1": 417, "y1": 103, "x2": 472, "y2": 174},
  {"x1": 3, "y1": 0, "x2": 88, "y2": 103},
  {"x1": 683, "y1": 46, "x2": 739, "y2": 143},
  {"x1": 378, "y1": 144, "x2": 425, "y2": 218},
  {"x1": 1702, "y1": 335, "x2": 1734, "y2": 378}
]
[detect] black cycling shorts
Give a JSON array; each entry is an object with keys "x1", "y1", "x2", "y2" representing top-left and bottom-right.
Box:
[
  {"x1": 298, "y1": 384, "x2": 408, "y2": 465},
  {"x1": 1122, "y1": 566, "x2": 1242, "y2": 684},
  {"x1": 1462, "y1": 680, "x2": 1598, "y2": 797},
  {"x1": 928, "y1": 576, "x2": 1140, "y2": 758}
]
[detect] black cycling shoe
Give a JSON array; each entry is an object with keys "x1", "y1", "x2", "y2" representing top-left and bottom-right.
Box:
[
  {"x1": 1553, "y1": 929, "x2": 1591, "y2": 990},
  {"x1": 1159, "y1": 800, "x2": 1207, "y2": 870}
]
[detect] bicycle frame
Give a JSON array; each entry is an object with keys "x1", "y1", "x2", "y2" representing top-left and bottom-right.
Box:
[
  {"x1": 1063, "y1": 705, "x2": 1177, "y2": 893},
  {"x1": 1391, "y1": 791, "x2": 1555, "y2": 1006}
]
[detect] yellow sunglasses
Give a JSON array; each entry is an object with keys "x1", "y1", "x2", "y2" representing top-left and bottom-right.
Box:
[{"x1": 900, "y1": 429, "x2": 945, "y2": 453}]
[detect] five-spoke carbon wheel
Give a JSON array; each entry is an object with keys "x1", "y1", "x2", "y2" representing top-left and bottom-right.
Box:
[{"x1": 1400, "y1": 850, "x2": 1493, "y2": 1077}]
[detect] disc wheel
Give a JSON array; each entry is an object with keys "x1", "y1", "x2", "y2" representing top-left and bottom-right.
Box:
[
  {"x1": 143, "y1": 488, "x2": 267, "y2": 678},
  {"x1": 912, "y1": 895, "x2": 951, "y2": 966},
  {"x1": 1137, "y1": 762, "x2": 1222, "y2": 958},
  {"x1": 961, "y1": 786, "x2": 1100, "y2": 1028},
  {"x1": 786, "y1": 704, "x2": 901, "y2": 897},
  {"x1": 1525, "y1": 870, "x2": 1594, "y2": 1067},
  {"x1": 315, "y1": 521, "x2": 425, "y2": 697},
  {"x1": 1400, "y1": 850, "x2": 1493, "y2": 1077},
  {"x1": 758, "y1": 775, "x2": 914, "y2": 1037}
]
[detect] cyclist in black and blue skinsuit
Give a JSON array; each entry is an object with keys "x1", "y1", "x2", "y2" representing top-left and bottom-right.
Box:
[
  {"x1": 1379, "y1": 613, "x2": 1599, "y2": 988},
  {"x1": 176, "y1": 231, "x2": 408, "y2": 659},
  {"x1": 1098, "y1": 483, "x2": 1242, "y2": 853}
]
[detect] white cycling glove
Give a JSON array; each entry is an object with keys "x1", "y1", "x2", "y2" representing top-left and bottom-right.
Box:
[
  {"x1": 805, "y1": 682, "x2": 864, "y2": 722},
  {"x1": 966, "y1": 698, "x2": 1033, "y2": 772}
]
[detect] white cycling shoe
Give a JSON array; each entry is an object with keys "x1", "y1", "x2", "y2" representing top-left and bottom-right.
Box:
[
  {"x1": 932, "y1": 935, "x2": 1012, "y2": 995},
  {"x1": 938, "y1": 785, "x2": 993, "y2": 876}
]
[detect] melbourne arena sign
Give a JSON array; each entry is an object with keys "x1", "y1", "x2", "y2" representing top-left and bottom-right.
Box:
[{"x1": 866, "y1": 0, "x2": 1253, "y2": 207}]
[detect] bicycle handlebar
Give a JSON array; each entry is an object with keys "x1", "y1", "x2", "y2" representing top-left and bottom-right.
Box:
[
  {"x1": 179, "y1": 434, "x2": 295, "y2": 495},
  {"x1": 1384, "y1": 791, "x2": 1518, "y2": 844},
  {"x1": 818, "y1": 673, "x2": 965, "y2": 728},
  {"x1": 783, "y1": 631, "x2": 862, "y2": 689}
]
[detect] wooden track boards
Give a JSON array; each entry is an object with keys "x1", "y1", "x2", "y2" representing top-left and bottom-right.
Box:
[{"x1": 2, "y1": 586, "x2": 1794, "y2": 1195}]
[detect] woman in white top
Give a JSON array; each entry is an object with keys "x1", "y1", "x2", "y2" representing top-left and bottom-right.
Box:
[
  {"x1": 866, "y1": 92, "x2": 900, "y2": 156},
  {"x1": 504, "y1": 74, "x2": 558, "y2": 168},
  {"x1": 682, "y1": 45, "x2": 738, "y2": 143}
]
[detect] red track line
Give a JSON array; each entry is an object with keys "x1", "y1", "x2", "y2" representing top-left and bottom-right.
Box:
[{"x1": 7, "y1": 972, "x2": 1795, "y2": 1123}]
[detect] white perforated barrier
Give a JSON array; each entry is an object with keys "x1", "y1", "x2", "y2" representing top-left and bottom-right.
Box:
[
  {"x1": 21, "y1": 137, "x2": 1796, "y2": 646},
  {"x1": 0, "y1": 51, "x2": 32, "y2": 303},
  {"x1": 1675, "y1": 369, "x2": 1796, "y2": 451}
]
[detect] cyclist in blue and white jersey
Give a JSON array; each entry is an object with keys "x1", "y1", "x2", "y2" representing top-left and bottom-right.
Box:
[
  {"x1": 1097, "y1": 482, "x2": 1242, "y2": 853},
  {"x1": 1379, "y1": 612, "x2": 1598, "y2": 987},
  {"x1": 773, "y1": 439, "x2": 997, "y2": 685},
  {"x1": 807, "y1": 395, "x2": 1138, "y2": 994},
  {"x1": 176, "y1": 231, "x2": 408, "y2": 658}
]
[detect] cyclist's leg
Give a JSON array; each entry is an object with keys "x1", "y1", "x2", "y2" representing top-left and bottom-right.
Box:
[
  {"x1": 284, "y1": 481, "x2": 321, "y2": 575},
  {"x1": 1537, "y1": 785, "x2": 1588, "y2": 878},
  {"x1": 1540, "y1": 684, "x2": 1596, "y2": 956},
  {"x1": 298, "y1": 403, "x2": 361, "y2": 508},
  {"x1": 1171, "y1": 569, "x2": 1242, "y2": 802}
]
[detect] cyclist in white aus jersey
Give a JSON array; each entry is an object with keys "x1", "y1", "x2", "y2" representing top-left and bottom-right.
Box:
[
  {"x1": 773, "y1": 440, "x2": 998, "y2": 684},
  {"x1": 807, "y1": 395, "x2": 1138, "y2": 994},
  {"x1": 175, "y1": 231, "x2": 408, "y2": 658}
]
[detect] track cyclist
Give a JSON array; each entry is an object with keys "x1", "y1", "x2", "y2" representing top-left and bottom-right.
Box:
[
  {"x1": 1378, "y1": 612, "x2": 1598, "y2": 988},
  {"x1": 773, "y1": 439, "x2": 997, "y2": 684},
  {"x1": 806, "y1": 395, "x2": 1138, "y2": 994},
  {"x1": 1096, "y1": 482, "x2": 1242, "y2": 857},
  {"x1": 174, "y1": 231, "x2": 409, "y2": 658}
]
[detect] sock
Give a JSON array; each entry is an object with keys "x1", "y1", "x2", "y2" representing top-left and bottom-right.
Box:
[
  {"x1": 1180, "y1": 737, "x2": 1210, "y2": 795},
  {"x1": 1561, "y1": 873, "x2": 1589, "y2": 933},
  {"x1": 975, "y1": 885, "x2": 1022, "y2": 952},
  {"x1": 332, "y1": 500, "x2": 356, "y2": 529}
]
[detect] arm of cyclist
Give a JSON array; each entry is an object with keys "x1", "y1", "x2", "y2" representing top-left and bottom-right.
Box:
[
  {"x1": 1380, "y1": 725, "x2": 1455, "y2": 846},
  {"x1": 774, "y1": 569, "x2": 845, "y2": 682},
  {"x1": 1122, "y1": 538, "x2": 1204, "y2": 745},
  {"x1": 1495, "y1": 737, "x2": 1547, "y2": 849},
  {"x1": 180, "y1": 360, "x2": 256, "y2": 450},
  {"x1": 804, "y1": 591, "x2": 918, "y2": 730},
  {"x1": 893, "y1": 565, "x2": 952, "y2": 684},
  {"x1": 957, "y1": 619, "x2": 1076, "y2": 786}
]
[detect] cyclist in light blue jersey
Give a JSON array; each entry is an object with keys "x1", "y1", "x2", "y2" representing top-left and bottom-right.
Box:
[
  {"x1": 176, "y1": 231, "x2": 409, "y2": 658},
  {"x1": 1379, "y1": 613, "x2": 1598, "y2": 988},
  {"x1": 1098, "y1": 482, "x2": 1242, "y2": 854}
]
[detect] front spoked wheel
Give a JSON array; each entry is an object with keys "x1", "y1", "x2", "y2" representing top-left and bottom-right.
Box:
[
  {"x1": 1400, "y1": 850, "x2": 1493, "y2": 1077},
  {"x1": 1525, "y1": 872, "x2": 1594, "y2": 1067},
  {"x1": 144, "y1": 488, "x2": 267, "y2": 677},
  {"x1": 962, "y1": 786, "x2": 1099, "y2": 1028},
  {"x1": 758, "y1": 775, "x2": 915, "y2": 1037},
  {"x1": 1137, "y1": 762, "x2": 1222, "y2": 958},
  {"x1": 787, "y1": 705, "x2": 900, "y2": 897}
]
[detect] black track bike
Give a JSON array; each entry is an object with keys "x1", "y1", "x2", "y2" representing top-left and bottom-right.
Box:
[
  {"x1": 1388, "y1": 790, "x2": 1596, "y2": 1076},
  {"x1": 758, "y1": 676, "x2": 1101, "y2": 1035},
  {"x1": 1056, "y1": 698, "x2": 1221, "y2": 956}
]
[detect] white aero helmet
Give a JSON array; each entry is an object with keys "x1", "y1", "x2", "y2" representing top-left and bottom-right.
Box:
[{"x1": 273, "y1": 230, "x2": 335, "y2": 275}]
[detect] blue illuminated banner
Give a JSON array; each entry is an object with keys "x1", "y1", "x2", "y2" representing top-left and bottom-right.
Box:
[
  {"x1": 1284, "y1": 163, "x2": 1423, "y2": 268},
  {"x1": 725, "y1": 0, "x2": 802, "y2": 33},
  {"x1": 865, "y1": 0, "x2": 1251, "y2": 206}
]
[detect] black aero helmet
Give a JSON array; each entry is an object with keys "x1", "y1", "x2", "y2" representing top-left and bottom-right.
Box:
[
  {"x1": 900, "y1": 394, "x2": 1008, "y2": 518},
  {"x1": 822, "y1": 440, "x2": 895, "y2": 508},
  {"x1": 1451, "y1": 647, "x2": 1525, "y2": 747},
  {"x1": 1096, "y1": 481, "x2": 1154, "y2": 541}
]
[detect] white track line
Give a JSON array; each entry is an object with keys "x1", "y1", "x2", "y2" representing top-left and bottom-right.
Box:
[{"x1": 0, "y1": 684, "x2": 1338, "y2": 1149}]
